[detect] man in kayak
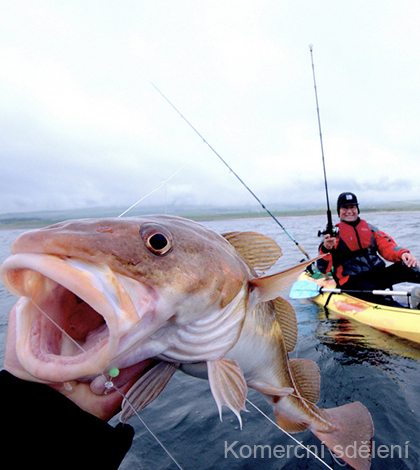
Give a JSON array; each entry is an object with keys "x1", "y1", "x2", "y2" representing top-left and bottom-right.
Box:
[{"x1": 317, "y1": 192, "x2": 420, "y2": 307}]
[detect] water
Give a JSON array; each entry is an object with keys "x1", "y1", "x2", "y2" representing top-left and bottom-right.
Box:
[{"x1": 1, "y1": 214, "x2": 420, "y2": 469}]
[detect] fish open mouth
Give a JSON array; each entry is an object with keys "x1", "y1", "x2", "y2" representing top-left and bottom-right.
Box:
[
  {"x1": 18, "y1": 279, "x2": 109, "y2": 358},
  {"x1": 1, "y1": 253, "x2": 142, "y2": 383}
]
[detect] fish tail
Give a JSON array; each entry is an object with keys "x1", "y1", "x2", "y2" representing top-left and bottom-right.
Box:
[{"x1": 311, "y1": 401, "x2": 374, "y2": 470}]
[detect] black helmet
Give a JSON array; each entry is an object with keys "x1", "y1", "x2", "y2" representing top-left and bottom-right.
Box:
[{"x1": 337, "y1": 192, "x2": 359, "y2": 214}]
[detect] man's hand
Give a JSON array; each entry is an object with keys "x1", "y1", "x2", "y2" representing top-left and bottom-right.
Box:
[
  {"x1": 402, "y1": 252, "x2": 419, "y2": 268},
  {"x1": 323, "y1": 234, "x2": 337, "y2": 251}
]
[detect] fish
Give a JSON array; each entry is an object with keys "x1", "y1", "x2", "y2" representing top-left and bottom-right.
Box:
[{"x1": 0, "y1": 215, "x2": 374, "y2": 470}]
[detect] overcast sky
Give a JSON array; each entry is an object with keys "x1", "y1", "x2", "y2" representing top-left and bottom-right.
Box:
[{"x1": 2, "y1": 1, "x2": 420, "y2": 215}]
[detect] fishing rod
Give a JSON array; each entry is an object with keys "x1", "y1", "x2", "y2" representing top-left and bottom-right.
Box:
[
  {"x1": 151, "y1": 82, "x2": 310, "y2": 261},
  {"x1": 309, "y1": 45, "x2": 338, "y2": 239}
]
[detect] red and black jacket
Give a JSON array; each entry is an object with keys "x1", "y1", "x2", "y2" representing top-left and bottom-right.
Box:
[{"x1": 317, "y1": 218, "x2": 410, "y2": 285}]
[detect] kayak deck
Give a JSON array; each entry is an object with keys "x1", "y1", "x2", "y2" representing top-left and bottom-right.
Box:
[{"x1": 297, "y1": 271, "x2": 420, "y2": 344}]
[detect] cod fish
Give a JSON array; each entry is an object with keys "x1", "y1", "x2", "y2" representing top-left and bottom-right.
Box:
[{"x1": 0, "y1": 215, "x2": 373, "y2": 470}]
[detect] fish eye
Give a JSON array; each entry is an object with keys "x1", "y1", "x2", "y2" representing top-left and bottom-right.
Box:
[{"x1": 140, "y1": 224, "x2": 173, "y2": 256}]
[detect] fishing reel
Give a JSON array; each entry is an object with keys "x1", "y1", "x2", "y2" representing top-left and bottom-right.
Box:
[{"x1": 317, "y1": 225, "x2": 339, "y2": 238}]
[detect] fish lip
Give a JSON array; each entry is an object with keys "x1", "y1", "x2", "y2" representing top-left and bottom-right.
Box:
[
  {"x1": 1, "y1": 253, "x2": 142, "y2": 383},
  {"x1": 14, "y1": 297, "x2": 112, "y2": 381}
]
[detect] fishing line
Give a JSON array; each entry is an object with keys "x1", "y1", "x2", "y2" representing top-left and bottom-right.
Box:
[
  {"x1": 246, "y1": 398, "x2": 334, "y2": 470},
  {"x1": 118, "y1": 162, "x2": 188, "y2": 218},
  {"x1": 151, "y1": 82, "x2": 310, "y2": 261},
  {"x1": 112, "y1": 384, "x2": 185, "y2": 470},
  {"x1": 30, "y1": 299, "x2": 184, "y2": 469},
  {"x1": 30, "y1": 299, "x2": 87, "y2": 356},
  {"x1": 30, "y1": 300, "x2": 333, "y2": 469}
]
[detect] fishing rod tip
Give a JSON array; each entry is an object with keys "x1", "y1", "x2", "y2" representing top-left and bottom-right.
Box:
[{"x1": 309, "y1": 44, "x2": 313, "y2": 51}]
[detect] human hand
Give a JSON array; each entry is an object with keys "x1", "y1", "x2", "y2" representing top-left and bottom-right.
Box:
[
  {"x1": 4, "y1": 305, "x2": 153, "y2": 421},
  {"x1": 323, "y1": 234, "x2": 336, "y2": 251},
  {"x1": 402, "y1": 252, "x2": 419, "y2": 268}
]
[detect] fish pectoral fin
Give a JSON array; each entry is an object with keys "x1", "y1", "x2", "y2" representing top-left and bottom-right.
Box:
[
  {"x1": 248, "y1": 380, "x2": 294, "y2": 397},
  {"x1": 289, "y1": 358, "x2": 321, "y2": 404},
  {"x1": 120, "y1": 361, "x2": 179, "y2": 422},
  {"x1": 222, "y1": 231, "x2": 282, "y2": 275},
  {"x1": 207, "y1": 359, "x2": 248, "y2": 429},
  {"x1": 250, "y1": 258, "x2": 320, "y2": 302}
]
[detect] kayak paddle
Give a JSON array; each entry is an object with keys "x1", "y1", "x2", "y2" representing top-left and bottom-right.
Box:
[{"x1": 290, "y1": 279, "x2": 410, "y2": 300}]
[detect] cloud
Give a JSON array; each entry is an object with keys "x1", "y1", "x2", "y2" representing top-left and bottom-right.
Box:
[{"x1": 1, "y1": 1, "x2": 420, "y2": 214}]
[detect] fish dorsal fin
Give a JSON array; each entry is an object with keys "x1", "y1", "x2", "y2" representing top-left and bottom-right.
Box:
[
  {"x1": 289, "y1": 358, "x2": 320, "y2": 404},
  {"x1": 250, "y1": 258, "x2": 319, "y2": 302},
  {"x1": 272, "y1": 297, "x2": 298, "y2": 353},
  {"x1": 120, "y1": 361, "x2": 179, "y2": 421},
  {"x1": 207, "y1": 358, "x2": 248, "y2": 429},
  {"x1": 222, "y1": 231, "x2": 282, "y2": 275}
]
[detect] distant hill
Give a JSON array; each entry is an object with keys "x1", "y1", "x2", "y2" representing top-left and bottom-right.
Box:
[{"x1": 1, "y1": 200, "x2": 420, "y2": 229}]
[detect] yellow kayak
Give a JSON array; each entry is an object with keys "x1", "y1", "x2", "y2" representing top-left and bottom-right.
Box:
[{"x1": 296, "y1": 271, "x2": 420, "y2": 344}]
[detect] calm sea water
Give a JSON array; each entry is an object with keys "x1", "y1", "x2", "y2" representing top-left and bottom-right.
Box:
[{"x1": 2, "y1": 213, "x2": 420, "y2": 469}]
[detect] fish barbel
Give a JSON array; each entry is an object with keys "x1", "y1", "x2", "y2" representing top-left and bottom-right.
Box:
[{"x1": 0, "y1": 215, "x2": 373, "y2": 470}]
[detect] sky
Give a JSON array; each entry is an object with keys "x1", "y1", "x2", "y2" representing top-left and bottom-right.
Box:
[{"x1": 2, "y1": 0, "x2": 420, "y2": 215}]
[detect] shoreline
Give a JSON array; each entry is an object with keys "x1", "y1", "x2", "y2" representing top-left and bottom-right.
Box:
[{"x1": 1, "y1": 206, "x2": 420, "y2": 230}]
